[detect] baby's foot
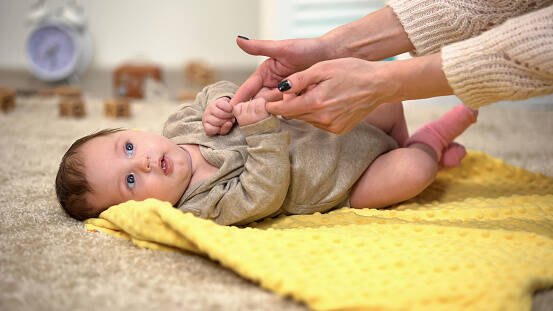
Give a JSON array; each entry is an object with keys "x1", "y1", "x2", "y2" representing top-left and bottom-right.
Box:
[
  {"x1": 439, "y1": 142, "x2": 467, "y2": 168},
  {"x1": 404, "y1": 105, "x2": 477, "y2": 163}
]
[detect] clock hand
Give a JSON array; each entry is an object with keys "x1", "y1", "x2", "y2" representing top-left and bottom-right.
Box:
[{"x1": 45, "y1": 44, "x2": 59, "y2": 69}]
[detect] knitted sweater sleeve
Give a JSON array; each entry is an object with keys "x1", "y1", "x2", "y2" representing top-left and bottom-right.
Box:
[
  {"x1": 386, "y1": 0, "x2": 553, "y2": 108},
  {"x1": 442, "y1": 6, "x2": 553, "y2": 108},
  {"x1": 386, "y1": 0, "x2": 553, "y2": 56}
]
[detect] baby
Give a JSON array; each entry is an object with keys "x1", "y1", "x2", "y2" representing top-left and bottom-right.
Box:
[{"x1": 55, "y1": 81, "x2": 477, "y2": 225}]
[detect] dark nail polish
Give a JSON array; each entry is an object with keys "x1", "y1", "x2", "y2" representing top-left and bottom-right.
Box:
[
  {"x1": 278, "y1": 80, "x2": 291, "y2": 92},
  {"x1": 237, "y1": 35, "x2": 249, "y2": 40}
]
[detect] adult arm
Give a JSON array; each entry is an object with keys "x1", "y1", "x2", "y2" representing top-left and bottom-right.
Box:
[
  {"x1": 266, "y1": 53, "x2": 452, "y2": 134},
  {"x1": 441, "y1": 5, "x2": 553, "y2": 108},
  {"x1": 387, "y1": 0, "x2": 553, "y2": 56},
  {"x1": 231, "y1": 6, "x2": 414, "y2": 105},
  {"x1": 232, "y1": 0, "x2": 552, "y2": 104},
  {"x1": 268, "y1": 4, "x2": 553, "y2": 132}
]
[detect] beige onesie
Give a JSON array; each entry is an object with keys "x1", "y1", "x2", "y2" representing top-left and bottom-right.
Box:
[{"x1": 163, "y1": 81, "x2": 397, "y2": 225}]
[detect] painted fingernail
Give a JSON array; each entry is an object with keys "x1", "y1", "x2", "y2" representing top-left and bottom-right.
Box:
[
  {"x1": 277, "y1": 80, "x2": 291, "y2": 92},
  {"x1": 237, "y1": 35, "x2": 249, "y2": 40}
]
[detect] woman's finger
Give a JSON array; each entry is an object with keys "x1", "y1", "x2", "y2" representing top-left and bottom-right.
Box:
[
  {"x1": 236, "y1": 37, "x2": 285, "y2": 58},
  {"x1": 254, "y1": 87, "x2": 282, "y2": 102},
  {"x1": 277, "y1": 63, "x2": 329, "y2": 94},
  {"x1": 231, "y1": 73, "x2": 262, "y2": 105},
  {"x1": 267, "y1": 82, "x2": 325, "y2": 116}
]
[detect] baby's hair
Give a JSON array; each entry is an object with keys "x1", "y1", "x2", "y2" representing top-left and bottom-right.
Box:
[{"x1": 55, "y1": 128, "x2": 123, "y2": 220}]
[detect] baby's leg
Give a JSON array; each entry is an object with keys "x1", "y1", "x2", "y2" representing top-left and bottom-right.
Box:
[
  {"x1": 362, "y1": 102, "x2": 409, "y2": 146},
  {"x1": 350, "y1": 143, "x2": 437, "y2": 209},
  {"x1": 350, "y1": 105, "x2": 477, "y2": 209}
]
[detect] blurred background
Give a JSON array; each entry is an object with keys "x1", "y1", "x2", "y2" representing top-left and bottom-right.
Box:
[
  {"x1": 0, "y1": 0, "x2": 550, "y2": 107},
  {"x1": 0, "y1": 0, "x2": 388, "y2": 99}
]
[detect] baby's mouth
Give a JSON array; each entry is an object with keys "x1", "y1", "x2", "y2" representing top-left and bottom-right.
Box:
[
  {"x1": 160, "y1": 155, "x2": 173, "y2": 176},
  {"x1": 161, "y1": 157, "x2": 167, "y2": 174}
]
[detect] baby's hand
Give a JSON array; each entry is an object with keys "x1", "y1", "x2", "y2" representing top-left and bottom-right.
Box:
[
  {"x1": 233, "y1": 98, "x2": 270, "y2": 126},
  {"x1": 202, "y1": 97, "x2": 235, "y2": 136}
]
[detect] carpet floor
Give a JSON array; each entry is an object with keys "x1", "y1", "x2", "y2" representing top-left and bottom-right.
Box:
[{"x1": 1, "y1": 94, "x2": 552, "y2": 311}]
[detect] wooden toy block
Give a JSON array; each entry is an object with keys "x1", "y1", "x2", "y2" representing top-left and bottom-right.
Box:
[
  {"x1": 39, "y1": 89, "x2": 56, "y2": 97},
  {"x1": 0, "y1": 87, "x2": 16, "y2": 113},
  {"x1": 59, "y1": 97, "x2": 85, "y2": 118},
  {"x1": 113, "y1": 63, "x2": 162, "y2": 99},
  {"x1": 55, "y1": 86, "x2": 82, "y2": 98},
  {"x1": 178, "y1": 90, "x2": 197, "y2": 101},
  {"x1": 104, "y1": 98, "x2": 131, "y2": 118},
  {"x1": 185, "y1": 60, "x2": 215, "y2": 87}
]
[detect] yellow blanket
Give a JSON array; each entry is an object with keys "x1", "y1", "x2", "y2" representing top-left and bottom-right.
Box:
[{"x1": 85, "y1": 151, "x2": 553, "y2": 311}]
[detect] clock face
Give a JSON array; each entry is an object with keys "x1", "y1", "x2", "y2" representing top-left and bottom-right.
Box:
[{"x1": 27, "y1": 25, "x2": 77, "y2": 80}]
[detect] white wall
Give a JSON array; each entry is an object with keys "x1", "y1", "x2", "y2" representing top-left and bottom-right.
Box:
[
  {"x1": 0, "y1": 0, "x2": 261, "y2": 70},
  {"x1": 260, "y1": 0, "x2": 385, "y2": 40}
]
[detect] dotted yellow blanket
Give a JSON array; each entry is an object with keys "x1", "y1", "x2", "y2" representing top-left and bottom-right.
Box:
[{"x1": 85, "y1": 151, "x2": 553, "y2": 311}]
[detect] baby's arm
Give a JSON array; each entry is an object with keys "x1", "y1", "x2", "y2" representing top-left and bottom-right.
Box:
[
  {"x1": 202, "y1": 94, "x2": 270, "y2": 136},
  {"x1": 202, "y1": 83, "x2": 275, "y2": 136},
  {"x1": 196, "y1": 115, "x2": 291, "y2": 225}
]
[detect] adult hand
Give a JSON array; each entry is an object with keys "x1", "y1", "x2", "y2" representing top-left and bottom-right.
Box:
[
  {"x1": 231, "y1": 36, "x2": 331, "y2": 105},
  {"x1": 267, "y1": 57, "x2": 395, "y2": 134},
  {"x1": 268, "y1": 54, "x2": 453, "y2": 134},
  {"x1": 232, "y1": 6, "x2": 414, "y2": 107}
]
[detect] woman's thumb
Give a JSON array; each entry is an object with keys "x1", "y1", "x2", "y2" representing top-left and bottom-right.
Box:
[{"x1": 236, "y1": 36, "x2": 279, "y2": 58}]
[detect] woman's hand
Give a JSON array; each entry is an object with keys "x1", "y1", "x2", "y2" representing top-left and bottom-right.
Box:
[
  {"x1": 231, "y1": 36, "x2": 331, "y2": 105},
  {"x1": 267, "y1": 54, "x2": 453, "y2": 134},
  {"x1": 267, "y1": 58, "x2": 395, "y2": 134},
  {"x1": 232, "y1": 6, "x2": 414, "y2": 107}
]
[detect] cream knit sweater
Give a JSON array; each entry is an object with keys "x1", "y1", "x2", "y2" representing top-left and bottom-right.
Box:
[{"x1": 387, "y1": 0, "x2": 553, "y2": 108}]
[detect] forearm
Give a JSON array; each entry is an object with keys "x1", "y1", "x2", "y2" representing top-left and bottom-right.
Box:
[
  {"x1": 321, "y1": 6, "x2": 414, "y2": 61},
  {"x1": 381, "y1": 53, "x2": 453, "y2": 103}
]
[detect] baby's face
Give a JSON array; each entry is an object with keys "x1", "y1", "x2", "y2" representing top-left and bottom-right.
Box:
[{"x1": 80, "y1": 130, "x2": 192, "y2": 214}]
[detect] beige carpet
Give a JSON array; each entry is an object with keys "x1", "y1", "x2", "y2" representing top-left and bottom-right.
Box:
[{"x1": 1, "y1": 95, "x2": 552, "y2": 311}]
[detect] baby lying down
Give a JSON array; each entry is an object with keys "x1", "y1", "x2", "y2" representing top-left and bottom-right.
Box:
[{"x1": 55, "y1": 81, "x2": 477, "y2": 225}]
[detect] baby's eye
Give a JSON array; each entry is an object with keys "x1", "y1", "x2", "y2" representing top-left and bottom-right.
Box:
[
  {"x1": 126, "y1": 173, "x2": 135, "y2": 189},
  {"x1": 125, "y1": 142, "x2": 134, "y2": 157}
]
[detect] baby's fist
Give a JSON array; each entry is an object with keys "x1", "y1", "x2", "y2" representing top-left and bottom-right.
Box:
[
  {"x1": 233, "y1": 98, "x2": 270, "y2": 126},
  {"x1": 203, "y1": 97, "x2": 235, "y2": 136}
]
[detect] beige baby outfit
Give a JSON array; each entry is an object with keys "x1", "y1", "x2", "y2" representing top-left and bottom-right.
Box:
[{"x1": 163, "y1": 81, "x2": 397, "y2": 225}]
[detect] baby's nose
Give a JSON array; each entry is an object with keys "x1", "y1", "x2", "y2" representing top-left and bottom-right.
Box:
[{"x1": 136, "y1": 154, "x2": 151, "y2": 172}]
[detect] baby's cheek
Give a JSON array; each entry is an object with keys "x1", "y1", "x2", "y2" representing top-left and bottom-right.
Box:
[{"x1": 142, "y1": 183, "x2": 172, "y2": 202}]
